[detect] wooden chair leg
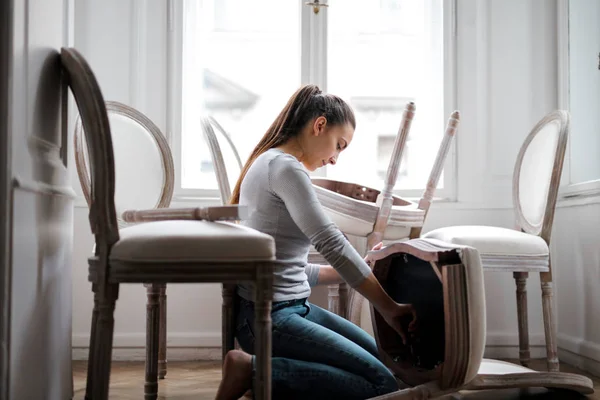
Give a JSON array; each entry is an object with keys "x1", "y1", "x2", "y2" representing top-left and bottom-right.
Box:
[
  {"x1": 514, "y1": 272, "x2": 530, "y2": 367},
  {"x1": 145, "y1": 284, "x2": 161, "y2": 400},
  {"x1": 254, "y1": 264, "x2": 273, "y2": 400},
  {"x1": 327, "y1": 284, "x2": 340, "y2": 315},
  {"x1": 222, "y1": 284, "x2": 236, "y2": 363},
  {"x1": 85, "y1": 285, "x2": 100, "y2": 400},
  {"x1": 540, "y1": 268, "x2": 560, "y2": 372},
  {"x1": 339, "y1": 282, "x2": 348, "y2": 320},
  {"x1": 94, "y1": 283, "x2": 119, "y2": 400},
  {"x1": 158, "y1": 284, "x2": 167, "y2": 379}
]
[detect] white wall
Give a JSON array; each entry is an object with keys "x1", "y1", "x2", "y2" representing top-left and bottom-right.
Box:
[
  {"x1": 553, "y1": 199, "x2": 600, "y2": 376},
  {"x1": 69, "y1": 0, "x2": 600, "y2": 375},
  {"x1": 7, "y1": 0, "x2": 75, "y2": 398}
]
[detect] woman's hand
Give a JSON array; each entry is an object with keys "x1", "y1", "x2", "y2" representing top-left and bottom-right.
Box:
[{"x1": 378, "y1": 302, "x2": 417, "y2": 345}]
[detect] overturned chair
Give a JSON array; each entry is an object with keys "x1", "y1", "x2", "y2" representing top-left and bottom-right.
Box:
[
  {"x1": 364, "y1": 238, "x2": 594, "y2": 399},
  {"x1": 309, "y1": 102, "x2": 460, "y2": 327}
]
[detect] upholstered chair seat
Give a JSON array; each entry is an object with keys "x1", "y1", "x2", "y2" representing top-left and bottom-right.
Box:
[
  {"x1": 423, "y1": 225, "x2": 549, "y2": 272},
  {"x1": 109, "y1": 221, "x2": 274, "y2": 264},
  {"x1": 365, "y1": 238, "x2": 594, "y2": 399}
]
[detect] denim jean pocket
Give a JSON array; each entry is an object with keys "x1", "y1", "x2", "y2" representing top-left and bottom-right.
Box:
[{"x1": 236, "y1": 318, "x2": 256, "y2": 354}]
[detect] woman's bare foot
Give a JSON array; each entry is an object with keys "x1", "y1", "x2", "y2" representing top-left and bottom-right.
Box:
[{"x1": 215, "y1": 350, "x2": 253, "y2": 400}]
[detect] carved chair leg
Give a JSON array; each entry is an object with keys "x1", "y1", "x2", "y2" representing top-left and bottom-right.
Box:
[
  {"x1": 84, "y1": 284, "x2": 100, "y2": 400},
  {"x1": 339, "y1": 282, "x2": 348, "y2": 320},
  {"x1": 145, "y1": 284, "x2": 161, "y2": 400},
  {"x1": 222, "y1": 284, "x2": 236, "y2": 363},
  {"x1": 94, "y1": 283, "x2": 120, "y2": 400},
  {"x1": 158, "y1": 284, "x2": 167, "y2": 379},
  {"x1": 540, "y1": 268, "x2": 559, "y2": 372},
  {"x1": 254, "y1": 264, "x2": 273, "y2": 400},
  {"x1": 514, "y1": 272, "x2": 530, "y2": 367},
  {"x1": 327, "y1": 284, "x2": 340, "y2": 315},
  {"x1": 346, "y1": 286, "x2": 364, "y2": 326}
]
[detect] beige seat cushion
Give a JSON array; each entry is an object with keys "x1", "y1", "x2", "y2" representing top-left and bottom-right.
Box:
[
  {"x1": 422, "y1": 226, "x2": 549, "y2": 272},
  {"x1": 422, "y1": 226, "x2": 548, "y2": 256},
  {"x1": 110, "y1": 220, "x2": 275, "y2": 263}
]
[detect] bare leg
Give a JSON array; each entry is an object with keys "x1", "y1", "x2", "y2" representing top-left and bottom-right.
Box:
[{"x1": 215, "y1": 350, "x2": 253, "y2": 400}]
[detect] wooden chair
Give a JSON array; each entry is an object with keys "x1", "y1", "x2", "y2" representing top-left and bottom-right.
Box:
[
  {"x1": 200, "y1": 115, "x2": 243, "y2": 205},
  {"x1": 422, "y1": 110, "x2": 570, "y2": 373},
  {"x1": 309, "y1": 104, "x2": 460, "y2": 330},
  {"x1": 62, "y1": 47, "x2": 275, "y2": 400},
  {"x1": 363, "y1": 237, "x2": 593, "y2": 399},
  {"x1": 74, "y1": 100, "x2": 173, "y2": 382}
]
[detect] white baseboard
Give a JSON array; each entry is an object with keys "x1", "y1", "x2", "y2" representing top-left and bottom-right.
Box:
[
  {"x1": 72, "y1": 347, "x2": 222, "y2": 361},
  {"x1": 558, "y1": 333, "x2": 600, "y2": 377},
  {"x1": 484, "y1": 332, "x2": 547, "y2": 360},
  {"x1": 72, "y1": 332, "x2": 222, "y2": 361},
  {"x1": 72, "y1": 331, "x2": 550, "y2": 362},
  {"x1": 72, "y1": 332, "x2": 221, "y2": 348},
  {"x1": 72, "y1": 331, "x2": 600, "y2": 378}
]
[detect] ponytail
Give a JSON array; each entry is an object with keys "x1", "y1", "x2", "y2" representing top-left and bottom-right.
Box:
[{"x1": 229, "y1": 84, "x2": 355, "y2": 204}]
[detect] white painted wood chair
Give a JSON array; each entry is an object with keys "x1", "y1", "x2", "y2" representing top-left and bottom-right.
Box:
[
  {"x1": 363, "y1": 237, "x2": 593, "y2": 399},
  {"x1": 74, "y1": 100, "x2": 174, "y2": 384},
  {"x1": 63, "y1": 47, "x2": 276, "y2": 400},
  {"x1": 422, "y1": 110, "x2": 570, "y2": 373},
  {"x1": 310, "y1": 103, "x2": 461, "y2": 330},
  {"x1": 200, "y1": 116, "x2": 243, "y2": 205}
]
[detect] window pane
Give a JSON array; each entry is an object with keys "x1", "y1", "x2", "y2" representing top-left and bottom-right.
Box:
[
  {"x1": 568, "y1": 0, "x2": 600, "y2": 184},
  {"x1": 326, "y1": 0, "x2": 445, "y2": 190},
  {"x1": 181, "y1": 0, "x2": 301, "y2": 190}
]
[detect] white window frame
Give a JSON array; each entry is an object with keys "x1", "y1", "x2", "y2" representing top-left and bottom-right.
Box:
[
  {"x1": 557, "y1": 0, "x2": 600, "y2": 200},
  {"x1": 167, "y1": 0, "x2": 458, "y2": 203}
]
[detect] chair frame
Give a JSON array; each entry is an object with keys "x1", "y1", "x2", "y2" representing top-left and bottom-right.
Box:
[
  {"x1": 63, "y1": 48, "x2": 274, "y2": 400},
  {"x1": 510, "y1": 110, "x2": 569, "y2": 372},
  {"x1": 422, "y1": 110, "x2": 570, "y2": 373},
  {"x1": 201, "y1": 116, "x2": 243, "y2": 205},
  {"x1": 335, "y1": 109, "x2": 461, "y2": 326},
  {"x1": 74, "y1": 100, "x2": 174, "y2": 381}
]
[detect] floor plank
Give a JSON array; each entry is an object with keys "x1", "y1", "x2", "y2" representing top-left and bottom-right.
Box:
[{"x1": 73, "y1": 358, "x2": 600, "y2": 399}]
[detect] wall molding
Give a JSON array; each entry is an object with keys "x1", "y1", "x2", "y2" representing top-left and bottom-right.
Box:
[
  {"x1": 72, "y1": 347, "x2": 222, "y2": 362},
  {"x1": 558, "y1": 333, "x2": 600, "y2": 378},
  {"x1": 13, "y1": 177, "x2": 76, "y2": 199},
  {"x1": 558, "y1": 333, "x2": 600, "y2": 364},
  {"x1": 484, "y1": 332, "x2": 547, "y2": 360},
  {"x1": 72, "y1": 331, "x2": 221, "y2": 349},
  {"x1": 72, "y1": 331, "x2": 553, "y2": 362},
  {"x1": 72, "y1": 332, "x2": 600, "y2": 377}
]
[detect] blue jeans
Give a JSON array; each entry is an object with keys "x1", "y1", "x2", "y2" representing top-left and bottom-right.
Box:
[{"x1": 235, "y1": 296, "x2": 398, "y2": 399}]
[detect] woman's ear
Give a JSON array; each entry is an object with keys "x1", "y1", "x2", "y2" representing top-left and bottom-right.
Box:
[{"x1": 313, "y1": 116, "x2": 327, "y2": 136}]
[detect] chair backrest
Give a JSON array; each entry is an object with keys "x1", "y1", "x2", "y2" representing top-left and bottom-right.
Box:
[
  {"x1": 513, "y1": 110, "x2": 569, "y2": 242},
  {"x1": 200, "y1": 116, "x2": 243, "y2": 205},
  {"x1": 61, "y1": 47, "x2": 119, "y2": 250},
  {"x1": 409, "y1": 110, "x2": 460, "y2": 238},
  {"x1": 74, "y1": 101, "x2": 174, "y2": 227}
]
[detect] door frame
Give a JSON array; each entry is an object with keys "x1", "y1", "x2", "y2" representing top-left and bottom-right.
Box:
[{"x1": 0, "y1": 0, "x2": 13, "y2": 398}]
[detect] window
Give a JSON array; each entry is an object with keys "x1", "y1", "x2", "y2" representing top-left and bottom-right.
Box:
[
  {"x1": 563, "y1": 0, "x2": 600, "y2": 188},
  {"x1": 175, "y1": 0, "x2": 453, "y2": 198}
]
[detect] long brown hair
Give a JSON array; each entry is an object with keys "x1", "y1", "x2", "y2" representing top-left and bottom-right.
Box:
[{"x1": 229, "y1": 84, "x2": 356, "y2": 204}]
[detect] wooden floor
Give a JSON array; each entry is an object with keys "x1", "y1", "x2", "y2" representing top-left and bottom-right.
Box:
[{"x1": 73, "y1": 359, "x2": 600, "y2": 400}]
